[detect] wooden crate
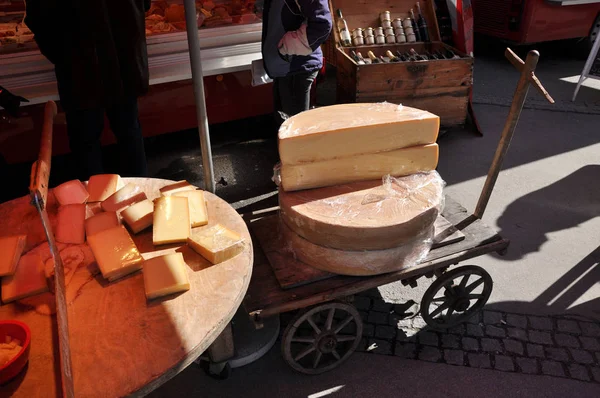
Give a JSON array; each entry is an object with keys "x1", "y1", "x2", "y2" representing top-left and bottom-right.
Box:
[{"x1": 330, "y1": 0, "x2": 473, "y2": 127}]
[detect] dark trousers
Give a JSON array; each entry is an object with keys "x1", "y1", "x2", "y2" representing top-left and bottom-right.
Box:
[
  {"x1": 65, "y1": 98, "x2": 147, "y2": 181},
  {"x1": 273, "y1": 71, "x2": 318, "y2": 131}
]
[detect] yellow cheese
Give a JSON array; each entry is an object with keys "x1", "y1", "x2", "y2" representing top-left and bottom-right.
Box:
[
  {"x1": 172, "y1": 190, "x2": 208, "y2": 228},
  {"x1": 87, "y1": 174, "x2": 121, "y2": 202},
  {"x1": 53, "y1": 179, "x2": 89, "y2": 205},
  {"x1": 278, "y1": 103, "x2": 439, "y2": 165},
  {"x1": 1, "y1": 252, "x2": 48, "y2": 303},
  {"x1": 187, "y1": 224, "x2": 244, "y2": 264},
  {"x1": 85, "y1": 211, "x2": 119, "y2": 237},
  {"x1": 55, "y1": 203, "x2": 86, "y2": 244},
  {"x1": 0, "y1": 235, "x2": 27, "y2": 277},
  {"x1": 143, "y1": 252, "x2": 190, "y2": 300},
  {"x1": 280, "y1": 144, "x2": 439, "y2": 192},
  {"x1": 153, "y1": 196, "x2": 190, "y2": 245},
  {"x1": 122, "y1": 199, "x2": 154, "y2": 234},
  {"x1": 101, "y1": 183, "x2": 147, "y2": 212},
  {"x1": 159, "y1": 180, "x2": 196, "y2": 196},
  {"x1": 87, "y1": 225, "x2": 144, "y2": 281}
]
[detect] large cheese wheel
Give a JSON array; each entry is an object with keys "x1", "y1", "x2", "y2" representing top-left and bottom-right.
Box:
[{"x1": 279, "y1": 171, "x2": 444, "y2": 250}]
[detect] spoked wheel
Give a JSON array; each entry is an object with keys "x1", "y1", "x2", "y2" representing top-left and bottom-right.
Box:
[
  {"x1": 421, "y1": 265, "x2": 493, "y2": 330},
  {"x1": 282, "y1": 302, "x2": 363, "y2": 374}
]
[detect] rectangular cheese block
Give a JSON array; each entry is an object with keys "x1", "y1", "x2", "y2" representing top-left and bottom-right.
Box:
[
  {"x1": 172, "y1": 190, "x2": 208, "y2": 228},
  {"x1": 280, "y1": 144, "x2": 439, "y2": 192},
  {"x1": 159, "y1": 180, "x2": 196, "y2": 196},
  {"x1": 143, "y1": 252, "x2": 190, "y2": 300},
  {"x1": 85, "y1": 211, "x2": 119, "y2": 237},
  {"x1": 1, "y1": 252, "x2": 48, "y2": 304},
  {"x1": 0, "y1": 235, "x2": 27, "y2": 277},
  {"x1": 187, "y1": 224, "x2": 244, "y2": 264},
  {"x1": 55, "y1": 204, "x2": 86, "y2": 244},
  {"x1": 278, "y1": 103, "x2": 439, "y2": 165},
  {"x1": 87, "y1": 225, "x2": 144, "y2": 281},
  {"x1": 53, "y1": 180, "x2": 89, "y2": 205},
  {"x1": 87, "y1": 174, "x2": 121, "y2": 202},
  {"x1": 122, "y1": 199, "x2": 154, "y2": 234},
  {"x1": 101, "y1": 183, "x2": 147, "y2": 212},
  {"x1": 153, "y1": 196, "x2": 190, "y2": 245}
]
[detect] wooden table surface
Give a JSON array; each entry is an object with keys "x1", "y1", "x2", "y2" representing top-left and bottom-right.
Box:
[{"x1": 0, "y1": 178, "x2": 253, "y2": 397}]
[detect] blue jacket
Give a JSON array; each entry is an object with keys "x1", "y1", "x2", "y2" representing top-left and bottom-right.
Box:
[{"x1": 261, "y1": 0, "x2": 332, "y2": 78}]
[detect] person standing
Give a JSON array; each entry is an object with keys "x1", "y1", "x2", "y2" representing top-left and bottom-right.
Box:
[
  {"x1": 25, "y1": 0, "x2": 150, "y2": 180},
  {"x1": 261, "y1": 0, "x2": 332, "y2": 129}
]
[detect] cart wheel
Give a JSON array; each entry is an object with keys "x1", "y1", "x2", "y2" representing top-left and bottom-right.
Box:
[
  {"x1": 282, "y1": 302, "x2": 363, "y2": 375},
  {"x1": 200, "y1": 360, "x2": 232, "y2": 380},
  {"x1": 421, "y1": 265, "x2": 493, "y2": 330}
]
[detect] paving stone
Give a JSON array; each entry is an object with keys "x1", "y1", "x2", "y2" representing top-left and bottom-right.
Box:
[
  {"x1": 486, "y1": 325, "x2": 507, "y2": 338},
  {"x1": 597, "y1": 352, "x2": 600, "y2": 364},
  {"x1": 506, "y1": 314, "x2": 527, "y2": 329},
  {"x1": 448, "y1": 324, "x2": 466, "y2": 335},
  {"x1": 554, "y1": 333, "x2": 580, "y2": 348},
  {"x1": 389, "y1": 314, "x2": 405, "y2": 328},
  {"x1": 462, "y1": 337, "x2": 479, "y2": 352},
  {"x1": 359, "y1": 311, "x2": 369, "y2": 323},
  {"x1": 355, "y1": 337, "x2": 368, "y2": 352},
  {"x1": 362, "y1": 324, "x2": 375, "y2": 337},
  {"x1": 368, "y1": 312, "x2": 388, "y2": 325},
  {"x1": 467, "y1": 312, "x2": 482, "y2": 325},
  {"x1": 412, "y1": 316, "x2": 427, "y2": 330},
  {"x1": 541, "y1": 361, "x2": 565, "y2": 377},
  {"x1": 590, "y1": 367, "x2": 600, "y2": 383},
  {"x1": 527, "y1": 344, "x2": 545, "y2": 358},
  {"x1": 372, "y1": 300, "x2": 393, "y2": 313},
  {"x1": 481, "y1": 338, "x2": 502, "y2": 352},
  {"x1": 494, "y1": 355, "x2": 515, "y2": 372},
  {"x1": 366, "y1": 339, "x2": 393, "y2": 355},
  {"x1": 354, "y1": 296, "x2": 372, "y2": 311},
  {"x1": 556, "y1": 319, "x2": 581, "y2": 335},
  {"x1": 396, "y1": 329, "x2": 418, "y2": 343},
  {"x1": 516, "y1": 358, "x2": 539, "y2": 374},
  {"x1": 503, "y1": 339, "x2": 524, "y2": 356},
  {"x1": 468, "y1": 353, "x2": 491, "y2": 369},
  {"x1": 529, "y1": 331, "x2": 553, "y2": 345},
  {"x1": 444, "y1": 349, "x2": 464, "y2": 366},
  {"x1": 483, "y1": 311, "x2": 503, "y2": 325},
  {"x1": 570, "y1": 348, "x2": 595, "y2": 365},
  {"x1": 467, "y1": 324, "x2": 484, "y2": 337},
  {"x1": 568, "y1": 364, "x2": 591, "y2": 381},
  {"x1": 528, "y1": 316, "x2": 553, "y2": 331},
  {"x1": 343, "y1": 321, "x2": 358, "y2": 335},
  {"x1": 580, "y1": 322, "x2": 600, "y2": 338},
  {"x1": 375, "y1": 325, "x2": 396, "y2": 340},
  {"x1": 394, "y1": 343, "x2": 417, "y2": 359},
  {"x1": 579, "y1": 336, "x2": 600, "y2": 351},
  {"x1": 419, "y1": 346, "x2": 442, "y2": 362},
  {"x1": 545, "y1": 347, "x2": 569, "y2": 362},
  {"x1": 442, "y1": 334, "x2": 460, "y2": 349},
  {"x1": 507, "y1": 328, "x2": 528, "y2": 341},
  {"x1": 361, "y1": 289, "x2": 381, "y2": 298},
  {"x1": 419, "y1": 331, "x2": 439, "y2": 346}
]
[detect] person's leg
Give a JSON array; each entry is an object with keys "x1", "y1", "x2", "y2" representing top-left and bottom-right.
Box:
[
  {"x1": 272, "y1": 77, "x2": 285, "y2": 135},
  {"x1": 278, "y1": 71, "x2": 318, "y2": 118},
  {"x1": 106, "y1": 98, "x2": 148, "y2": 177},
  {"x1": 65, "y1": 108, "x2": 105, "y2": 181}
]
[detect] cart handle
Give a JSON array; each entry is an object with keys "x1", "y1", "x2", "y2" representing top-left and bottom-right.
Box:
[{"x1": 29, "y1": 100, "x2": 57, "y2": 209}]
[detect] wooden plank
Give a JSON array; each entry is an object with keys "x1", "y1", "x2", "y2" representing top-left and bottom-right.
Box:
[{"x1": 432, "y1": 216, "x2": 464, "y2": 249}]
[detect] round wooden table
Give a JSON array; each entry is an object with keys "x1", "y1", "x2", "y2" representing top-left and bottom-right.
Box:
[{"x1": 0, "y1": 178, "x2": 253, "y2": 397}]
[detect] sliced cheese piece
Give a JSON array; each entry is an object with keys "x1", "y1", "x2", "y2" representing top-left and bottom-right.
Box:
[
  {"x1": 101, "y1": 183, "x2": 147, "y2": 212},
  {"x1": 278, "y1": 103, "x2": 439, "y2": 165},
  {"x1": 279, "y1": 171, "x2": 444, "y2": 250},
  {"x1": 122, "y1": 199, "x2": 154, "y2": 234},
  {"x1": 1, "y1": 252, "x2": 48, "y2": 303},
  {"x1": 87, "y1": 225, "x2": 143, "y2": 281},
  {"x1": 0, "y1": 235, "x2": 27, "y2": 276},
  {"x1": 153, "y1": 196, "x2": 190, "y2": 245},
  {"x1": 53, "y1": 180, "x2": 89, "y2": 205},
  {"x1": 85, "y1": 211, "x2": 119, "y2": 237},
  {"x1": 159, "y1": 180, "x2": 196, "y2": 196},
  {"x1": 143, "y1": 252, "x2": 190, "y2": 300},
  {"x1": 280, "y1": 144, "x2": 439, "y2": 192},
  {"x1": 55, "y1": 204, "x2": 86, "y2": 244},
  {"x1": 87, "y1": 174, "x2": 121, "y2": 202},
  {"x1": 173, "y1": 190, "x2": 208, "y2": 228},
  {"x1": 187, "y1": 224, "x2": 244, "y2": 264}
]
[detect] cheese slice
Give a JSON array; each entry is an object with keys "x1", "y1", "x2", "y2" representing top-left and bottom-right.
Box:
[
  {"x1": 87, "y1": 174, "x2": 121, "y2": 202},
  {"x1": 187, "y1": 224, "x2": 244, "y2": 264},
  {"x1": 53, "y1": 180, "x2": 89, "y2": 205},
  {"x1": 55, "y1": 204, "x2": 86, "y2": 244},
  {"x1": 280, "y1": 144, "x2": 439, "y2": 192},
  {"x1": 278, "y1": 103, "x2": 439, "y2": 165},
  {"x1": 279, "y1": 171, "x2": 444, "y2": 250},
  {"x1": 172, "y1": 190, "x2": 208, "y2": 228},
  {"x1": 87, "y1": 225, "x2": 144, "y2": 281},
  {"x1": 1, "y1": 252, "x2": 48, "y2": 303},
  {"x1": 143, "y1": 252, "x2": 190, "y2": 300},
  {"x1": 85, "y1": 211, "x2": 119, "y2": 237},
  {"x1": 101, "y1": 183, "x2": 147, "y2": 212},
  {"x1": 159, "y1": 180, "x2": 196, "y2": 196},
  {"x1": 0, "y1": 235, "x2": 27, "y2": 276},
  {"x1": 122, "y1": 199, "x2": 154, "y2": 234},
  {"x1": 153, "y1": 196, "x2": 190, "y2": 245}
]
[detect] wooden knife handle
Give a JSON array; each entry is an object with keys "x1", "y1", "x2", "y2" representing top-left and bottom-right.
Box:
[{"x1": 29, "y1": 101, "x2": 58, "y2": 208}]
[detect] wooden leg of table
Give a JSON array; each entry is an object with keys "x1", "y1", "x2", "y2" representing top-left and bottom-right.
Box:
[{"x1": 207, "y1": 323, "x2": 235, "y2": 363}]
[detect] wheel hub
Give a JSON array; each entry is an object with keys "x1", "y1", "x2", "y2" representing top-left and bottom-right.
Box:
[{"x1": 317, "y1": 334, "x2": 338, "y2": 353}]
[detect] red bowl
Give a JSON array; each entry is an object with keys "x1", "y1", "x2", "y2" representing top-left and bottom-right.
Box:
[{"x1": 0, "y1": 320, "x2": 31, "y2": 385}]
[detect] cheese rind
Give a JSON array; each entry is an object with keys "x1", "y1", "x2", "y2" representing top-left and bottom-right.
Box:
[
  {"x1": 278, "y1": 103, "x2": 439, "y2": 165},
  {"x1": 153, "y1": 196, "x2": 190, "y2": 245},
  {"x1": 159, "y1": 180, "x2": 196, "y2": 196},
  {"x1": 143, "y1": 252, "x2": 190, "y2": 300},
  {"x1": 101, "y1": 183, "x2": 147, "y2": 212},
  {"x1": 280, "y1": 144, "x2": 439, "y2": 192},
  {"x1": 187, "y1": 224, "x2": 244, "y2": 264},
  {"x1": 85, "y1": 211, "x2": 119, "y2": 237},
  {"x1": 122, "y1": 199, "x2": 154, "y2": 234},
  {"x1": 0, "y1": 235, "x2": 27, "y2": 276},
  {"x1": 55, "y1": 204, "x2": 86, "y2": 244},
  {"x1": 87, "y1": 225, "x2": 144, "y2": 281},
  {"x1": 53, "y1": 180, "x2": 89, "y2": 205},
  {"x1": 87, "y1": 174, "x2": 121, "y2": 202},
  {"x1": 1, "y1": 252, "x2": 48, "y2": 303},
  {"x1": 173, "y1": 190, "x2": 208, "y2": 228}
]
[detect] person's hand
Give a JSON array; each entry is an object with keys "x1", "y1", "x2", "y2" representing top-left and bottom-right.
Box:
[
  {"x1": 278, "y1": 23, "x2": 313, "y2": 57},
  {"x1": 0, "y1": 85, "x2": 29, "y2": 117}
]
